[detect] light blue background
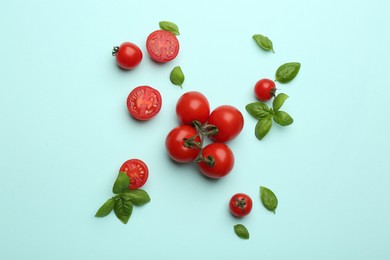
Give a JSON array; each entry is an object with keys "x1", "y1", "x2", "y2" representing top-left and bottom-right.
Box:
[{"x1": 1, "y1": 0, "x2": 390, "y2": 259}]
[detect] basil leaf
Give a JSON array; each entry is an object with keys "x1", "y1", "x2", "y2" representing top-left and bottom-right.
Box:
[
  {"x1": 170, "y1": 66, "x2": 185, "y2": 87},
  {"x1": 114, "y1": 194, "x2": 133, "y2": 224},
  {"x1": 234, "y1": 224, "x2": 250, "y2": 239},
  {"x1": 273, "y1": 111, "x2": 293, "y2": 126},
  {"x1": 112, "y1": 171, "x2": 130, "y2": 194},
  {"x1": 123, "y1": 189, "x2": 151, "y2": 206},
  {"x1": 95, "y1": 197, "x2": 115, "y2": 217},
  {"x1": 255, "y1": 118, "x2": 272, "y2": 140},
  {"x1": 275, "y1": 62, "x2": 301, "y2": 83},
  {"x1": 272, "y1": 93, "x2": 289, "y2": 112},
  {"x1": 260, "y1": 186, "x2": 278, "y2": 213},
  {"x1": 159, "y1": 21, "x2": 180, "y2": 35},
  {"x1": 252, "y1": 34, "x2": 274, "y2": 53},
  {"x1": 245, "y1": 102, "x2": 270, "y2": 119}
]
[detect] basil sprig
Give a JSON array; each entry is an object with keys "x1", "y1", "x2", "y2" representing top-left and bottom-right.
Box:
[
  {"x1": 95, "y1": 172, "x2": 151, "y2": 224},
  {"x1": 246, "y1": 93, "x2": 293, "y2": 140}
]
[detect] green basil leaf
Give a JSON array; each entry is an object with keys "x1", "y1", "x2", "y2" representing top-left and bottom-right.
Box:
[
  {"x1": 275, "y1": 62, "x2": 301, "y2": 83},
  {"x1": 234, "y1": 224, "x2": 250, "y2": 239},
  {"x1": 95, "y1": 197, "x2": 115, "y2": 217},
  {"x1": 114, "y1": 194, "x2": 133, "y2": 224},
  {"x1": 245, "y1": 102, "x2": 270, "y2": 119},
  {"x1": 112, "y1": 171, "x2": 130, "y2": 194},
  {"x1": 159, "y1": 21, "x2": 180, "y2": 35},
  {"x1": 255, "y1": 118, "x2": 272, "y2": 140},
  {"x1": 273, "y1": 111, "x2": 293, "y2": 126},
  {"x1": 272, "y1": 93, "x2": 289, "y2": 112},
  {"x1": 260, "y1": 186, "x2": 278, "y2": 213},
  {"x1": 123, "y1": 189, "x2": 151, "y2": 206},
  {"x1": 170, "y1": 66, "x2": 185, "y2": 87},
  {"x1": 252, "y1": 34, "x2": 274, "y2": 53}
]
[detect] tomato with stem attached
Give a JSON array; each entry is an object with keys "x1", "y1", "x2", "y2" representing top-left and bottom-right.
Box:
[
  {"x1": 229, "y1": 193, "x2": 253, "y2": 218},
  {"x1": 176, "y1": 91, "x2": 210, "y2": 125},
  {"x1": 254, "y1": 78, "x2": 276, "y2": 101},
  {"x1": 197, "y1": 143, "x2": 234, "y2": 178},
  {"x1": 165, "y1": 125, "x2": 201, "y2": 163},
  {"x1": 119, "y1": 159, "x2": 149, "y2": 189},
  {"x1": 146, "y1": 30, "x2": 179, "y2": 63},
  {"x1": 127, "y1": 86, "x2": 162, "y2": 121},
  {"x1": 112, "y1": 42, "x2": 143, "y2": 70}
]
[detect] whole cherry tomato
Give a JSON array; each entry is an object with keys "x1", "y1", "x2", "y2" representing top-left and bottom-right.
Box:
[
  {"x1": 254, "y1": 78, "x2": 276, "y2": 101},
  {"x1": 127, "y1": 86, "x2": 162, "y2": 121},
  {"x1": 112, "y1": 42, "x2": 143, "y2": 70},
  {"x1": 207, "y1": 105, "x2": 244, "y2": 143},
  {"x1": 119, "y1": 159, "x2": 149, "y2": 189},
  {"x1": 176, "y1": 91, "x2": 210, "y2": 125},
  {"x1": 146, "y1": 30, "x2": 179, "y2": 63},
  {"x1": 229, "y1": 193, "x2": 253, "y2": 218},
  {"x1": 197, "y1": 143, "x2": 234, "y2": 178},
  {"x1": 165, "y1": 125, "x2": 201, "y2": 163}
]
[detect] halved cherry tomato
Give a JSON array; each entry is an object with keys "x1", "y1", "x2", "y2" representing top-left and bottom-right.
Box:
[
  {"x1": 197, "y1": 143, "x2": 234, "y2": 179},
  {"x1": 229, "y1": 193, "x2": 253, "y2": 218},
  {"x1": 127, "y1": 86, "x2": 162, "y2": 121},
  {"x1": 176, "y1": 91, "x2": 210, "y2": 125},
  {"x1": 119, "y1": 159, "x2": 149, "y2": 189},
  {"x1": 112, "y1": 42, "x2": 143, "y2": 70},
  {"x1": 146, "y1": 30, "x2": 179, "y2": 63},
  {"x1": 165, "y1": 125, "x2": 201, "y2": 163}
]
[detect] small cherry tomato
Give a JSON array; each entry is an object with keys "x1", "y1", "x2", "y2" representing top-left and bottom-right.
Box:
[
  {"x1": 146, "y1": 30, "x2": 179, "y2": 63},
  {"x1": 119, "y1": 159, "x2": 149, "y2": 189},
  {"x1": 229, "y1": 193, "x2": 253, "y2": 218},
  {"x1": 207, "y1": 105, "x2": 244, "y2": 143},
  {"x1": 176, "y1": 91, "x2": 210, "y2": 125},
  {"x1": 112, "y1": 42, "x2": 143, "y2": 70},
  {"x1": 197, "y1": 143, "x2": 234, "y2": 179},
  {"x1": 127, "y1": 86, "x2": 162, "y2": 121},
  {"x1": 254, "y1": 78, "x2": 276, "y2": 101},
  {"x1": 165, "y1": 125, "x2": 201, "y2": 163}
]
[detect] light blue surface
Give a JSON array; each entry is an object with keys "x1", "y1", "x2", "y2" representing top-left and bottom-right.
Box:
[{"x1": 1, "y1": 0, "x2": 390, "y2": 259}]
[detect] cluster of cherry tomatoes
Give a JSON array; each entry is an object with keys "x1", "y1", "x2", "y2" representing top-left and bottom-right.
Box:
[{"x1": 165, "y1": 91, "x2": 244, "y2": 178}]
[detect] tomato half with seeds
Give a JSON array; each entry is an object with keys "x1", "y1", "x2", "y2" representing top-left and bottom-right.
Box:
[
  {"x1": 229, "y1": 193, "x2": 253, "y2": 218},
  {"x1": 119, "y1": 159, "x2": 149, "y2": 189},
  {"x1": 176, "y1": 91, "x2": 210, "y2": 125},
  {"x1": 165, "y1": 125, "x2": 201, "y2": 163},
  {"x1": 127, "y1": 86, "x2": 162, "y2": 121},
  {"x1": 146, "y1": 30, "x2": 179, "y2": 63},
  {"x1": 197, "y1": 143, "x2": 234, "y2": 179}
]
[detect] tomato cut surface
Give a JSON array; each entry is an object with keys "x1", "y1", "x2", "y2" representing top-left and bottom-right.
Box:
[
  {"x1": 127, "y1": 86, "x2": 162, "y2": 121},
  {"x1": 119, "y1": 159, "x2": 149, "y2": 189},
  {"x1": 146, "y1": 30, "x2": 179, "y2": 63}
]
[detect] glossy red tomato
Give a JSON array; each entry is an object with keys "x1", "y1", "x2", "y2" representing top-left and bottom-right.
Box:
[
  {"x1": 229, "y1": 193, "x2": 253, "y2": 218},
  {"x1": 127, "y1": 86, "x2": 162, "y2": 121},
  {"x1": 112, "y1": 42, "x2": 143, "y2": 70},
  {"x1": 146, "y1": 30, "x2": 179, "y2": 63},
  {"x1": 254, "y1": 78, "x2": 276, "y2": 101},
  {"x1": 207, "y1": 105, "x2": 244, "y2": 143},
  {"x1": 119, "y1": 159, "x2": 149, "y2": 189},
  {"x1": 165, "y1": 125, "x2": 201, "y2": 163},
  {"x1": 176, "y1": 91, "x2": 210, "y2": 125},
  {"x1": 197, "y1": 143, "x2": 234, "y2": 178}
]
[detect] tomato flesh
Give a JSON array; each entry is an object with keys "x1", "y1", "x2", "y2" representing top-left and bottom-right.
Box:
[
  {"x1": 146, "y1": 30, "x2": 179, "y2": 63},
  {"x1": 119, "y1": 159, "x2": 149, "y2": 189},
  {"x1": 127, "y1": 86, "x2": 162, "y2": 121}
]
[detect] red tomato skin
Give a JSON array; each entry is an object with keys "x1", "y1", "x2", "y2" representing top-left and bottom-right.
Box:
[
  {"x1": 146, "y1": 30, "x2": 179, "y2": 63},
  {"x1": 115, "y1": 42, "x2": 143, "y2": 70},
  {"x1": 126, "y1": 86, "x2": 162, "y2": 121},
  {"x1": 207, "y1": 105, "x2": 244, "y2": 143},
  {"x1": 176, "y1": 91, "x2": 210, "y2": 125},
  {"x1": 254, "y1": 79, "x2": 276, "y2": 101},
  {"x1": 229, "y1": 193, "x2": 253, "y2": 218},
  {"x1": 165, "y1": 125, "x2": 201, "y2": 163},
  {"x1": 197, "y1": 143, "x2": 234, "y2": 179},
  {"x1": 119, "y1": 159, "x2": 149, "y2": 189}
]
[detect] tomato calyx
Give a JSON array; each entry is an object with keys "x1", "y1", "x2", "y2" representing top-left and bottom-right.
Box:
[
  {"x1": 112, "y1": 46, "x2": 120, "y2": 56},
  {"x1": 234, "y1": 197, "x2": 248, "y2": 213}
]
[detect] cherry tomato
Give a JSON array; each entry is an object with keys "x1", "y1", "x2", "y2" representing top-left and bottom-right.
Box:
[
  {"x1": 146, "y1": 30, "x2": 179, "y2": 63},
  {"x1": 165, "y1": 125, "x2": 201, "y2": 163},
  {"x1": 197, "y1": 143, "x2": 234, "y2": 179},
  {"x1": 176, "y1": 91, "x2": 210, "y2": 125},
  {"x1": 207, "y1": 105, "x2": 244, "y2": 143},
  {"x1": 254, "y1": 78, "x2": 276, "y2": 101},
  {"x1": 112, "y1": 42, "x2": 143, "y2": 70},
  {"x1": 127, "y1": 86, "x2": 162, "y2": 121},
  {"x1": 119, "y1": 159, "x2": 149, "y2": 189},
  {"x1": 229, "y1": 193, "x2": 253, "y2": 218}
]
